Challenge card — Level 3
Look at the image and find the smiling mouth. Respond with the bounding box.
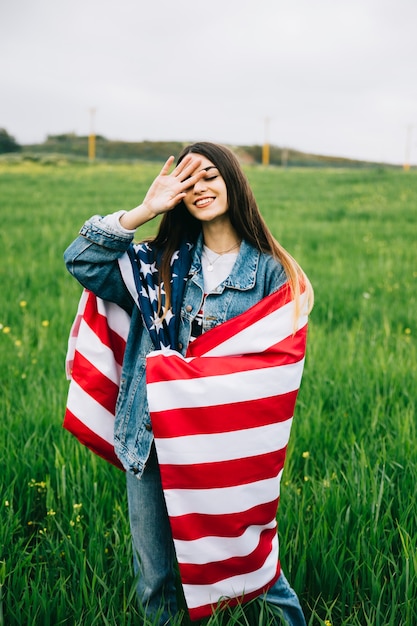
[195,197,214,208]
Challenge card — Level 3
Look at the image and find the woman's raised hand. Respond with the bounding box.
[120,155,204,230]
[144,155,205,215]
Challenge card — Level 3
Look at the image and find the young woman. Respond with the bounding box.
[64,142,313,625]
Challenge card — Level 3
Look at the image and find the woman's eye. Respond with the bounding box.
[205,174,218,181]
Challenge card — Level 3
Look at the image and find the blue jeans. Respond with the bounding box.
[264,571,307,625]
[126,446,178,625]
[126,445,306,625]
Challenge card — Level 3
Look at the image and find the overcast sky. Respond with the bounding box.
[1,0,416,164]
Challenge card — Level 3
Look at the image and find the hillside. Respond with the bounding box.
[20,133,393,168]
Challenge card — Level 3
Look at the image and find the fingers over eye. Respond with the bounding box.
[176,155,202,179]
[183,168,206,187]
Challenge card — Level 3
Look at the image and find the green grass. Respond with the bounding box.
[0,161,416,625]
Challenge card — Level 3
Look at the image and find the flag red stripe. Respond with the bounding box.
[147,342,303,385]
[63,408,123,469]
[159,448,286,490]
[263,324,308,358]
[179,527,277,585]
[146,322,307,386]
[83,291,127,366]
[71,351,120,414]
[186,564,281,621]
[186,283,294,357]
[169,500,279,541]
[151,391,298,438]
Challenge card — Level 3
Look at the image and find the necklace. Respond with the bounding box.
[203,241,241,272]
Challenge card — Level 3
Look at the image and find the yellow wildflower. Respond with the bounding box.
[2,326,11,334]
[19,300,27,307]
[41,320,50,327]
[28,479,47,490]
[302,451,310,459]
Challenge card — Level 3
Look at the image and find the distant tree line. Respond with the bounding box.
[0,130,389,168]
[0,128,21,153]
[27,134,188,162]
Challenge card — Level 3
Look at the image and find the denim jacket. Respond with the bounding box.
[64,215,287,476]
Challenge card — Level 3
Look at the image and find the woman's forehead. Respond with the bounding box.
[189,153,217,171]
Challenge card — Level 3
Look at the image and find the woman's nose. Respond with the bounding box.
[193,177,207,193]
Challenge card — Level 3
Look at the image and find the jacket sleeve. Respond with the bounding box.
[64,214,135,313]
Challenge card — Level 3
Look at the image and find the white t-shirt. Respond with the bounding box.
[201,245,238,293]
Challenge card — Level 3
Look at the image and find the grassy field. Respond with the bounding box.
[0,160,416,625]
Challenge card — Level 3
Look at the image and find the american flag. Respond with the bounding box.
[146,283,308,619]
[64,282,308,620]
[64,289,129,469]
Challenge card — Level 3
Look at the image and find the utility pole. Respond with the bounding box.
[88,108,96,162]
[403,124,413,171]
[262,117,270,166]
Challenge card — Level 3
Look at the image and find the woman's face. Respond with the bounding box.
[182,154,229,224]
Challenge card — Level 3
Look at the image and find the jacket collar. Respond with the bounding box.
[189,234,260,291]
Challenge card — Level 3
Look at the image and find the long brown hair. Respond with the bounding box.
[152,142,313,316]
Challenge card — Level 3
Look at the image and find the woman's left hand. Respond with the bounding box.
[120,155,205,230]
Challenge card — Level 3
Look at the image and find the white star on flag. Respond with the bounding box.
[148,285,158,303]
[139,260,157,276]
[149,312,164,332]
[170,250,180,265]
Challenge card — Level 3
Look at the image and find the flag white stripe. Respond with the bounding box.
[147,360,305,412]
[95,296,131,339]
[66,380,115,444]
[163,470,283,517]
[76,320,122,384]
[65,290,89,379]
[156,421,292,465]
[118,252,141,308]
[183,535,279,609]
[204,297,308,357]
[174,521,277,564]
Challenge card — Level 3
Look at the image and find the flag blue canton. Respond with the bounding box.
[126,240,193,350]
